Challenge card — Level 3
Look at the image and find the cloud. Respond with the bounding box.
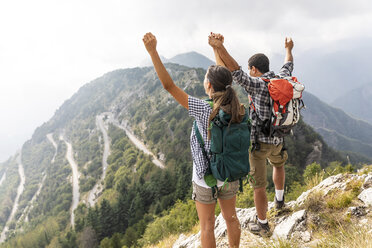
[0,0,372,161]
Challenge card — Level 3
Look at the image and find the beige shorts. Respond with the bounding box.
[249,142,288,189]
[192,180,240,205]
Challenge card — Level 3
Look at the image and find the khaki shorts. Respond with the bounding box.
[192,180,240,205]
[249,142,288,189]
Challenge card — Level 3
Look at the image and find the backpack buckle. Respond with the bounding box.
[252,142,261,152]
[273,137,281,146]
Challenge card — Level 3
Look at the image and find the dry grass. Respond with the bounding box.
[357,164,372,175]
[145,224,200,248]
[326,178,363,210]
[305,171,326,190]
[256,238,300,248]
[303,191,325,212]
[326,190,354,209]
[316,224,372,248]
[145,234,179,248]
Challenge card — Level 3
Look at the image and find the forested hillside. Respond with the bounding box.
[0,62,369,247]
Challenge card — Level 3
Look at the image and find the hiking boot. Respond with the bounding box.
[275,195,285,210]
[248,215,272,237]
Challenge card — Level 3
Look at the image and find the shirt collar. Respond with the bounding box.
[261,71,275,78]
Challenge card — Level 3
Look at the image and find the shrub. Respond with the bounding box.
[236,183,254,208]
[139,200,198,245]
[303,162,322,179]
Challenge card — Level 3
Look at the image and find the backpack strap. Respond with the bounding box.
[193,120,218,196]
[193,121,210,166]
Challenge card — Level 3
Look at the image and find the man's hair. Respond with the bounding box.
[248,53,270,74]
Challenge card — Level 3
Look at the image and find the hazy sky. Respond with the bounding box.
[1,0,372,162]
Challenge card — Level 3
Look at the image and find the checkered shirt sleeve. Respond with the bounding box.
[188,96,212,180]
[231,62,294,144]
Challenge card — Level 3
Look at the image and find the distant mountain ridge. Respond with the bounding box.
[168,51,214,69]
[302,91,372,159]
[331,83,372,125]
[141,51,214,70]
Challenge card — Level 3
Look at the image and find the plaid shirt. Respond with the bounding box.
[232,61,294,145]
[188,96,212,180]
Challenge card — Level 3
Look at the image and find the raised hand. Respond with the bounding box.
[285,37,294,50]
[208,32,224,48]
[143,32,157,54]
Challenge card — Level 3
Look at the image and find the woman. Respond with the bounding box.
[142,32,242,248]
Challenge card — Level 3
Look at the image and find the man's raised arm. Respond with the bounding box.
[279,37,294,77]
[208,33,263,96]
[208,33,226,67]
[208,33,240,72]
[284,37,294,63]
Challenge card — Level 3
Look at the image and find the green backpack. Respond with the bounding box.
[194,100,251,190]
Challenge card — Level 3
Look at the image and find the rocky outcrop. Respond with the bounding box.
[173,171,372,248]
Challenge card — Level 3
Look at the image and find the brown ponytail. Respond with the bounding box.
[207,65,243,139]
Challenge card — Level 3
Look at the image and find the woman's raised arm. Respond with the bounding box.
[143,33,189,109]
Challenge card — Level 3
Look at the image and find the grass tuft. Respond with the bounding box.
[317,224,372,248]
[303,191,325,212]
[326,190,353,209]
[257,238,300,248]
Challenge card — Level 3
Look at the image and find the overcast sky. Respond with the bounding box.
[1,0,372,162]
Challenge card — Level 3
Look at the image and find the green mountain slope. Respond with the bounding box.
[0,63,368,247]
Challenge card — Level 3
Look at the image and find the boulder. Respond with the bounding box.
[363,174,372,189]
[272,209,307,239]
[358,188,372,206]
[172,233,200,248]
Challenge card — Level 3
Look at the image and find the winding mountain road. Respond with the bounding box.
[106,113,165,169]
[60,135,80,228]
[87,114,111,206]
[0,172,5,187]
[47,133,58,163]
[0,153,25,243]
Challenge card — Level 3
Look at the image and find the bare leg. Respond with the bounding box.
[195,201,216,248]
[254,187,268,220]
[273,166,285,190]
[218,196,240,248]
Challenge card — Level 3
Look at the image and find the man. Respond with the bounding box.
[208,33,294,237]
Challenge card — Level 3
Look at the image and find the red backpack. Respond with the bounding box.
[250,76,305,138]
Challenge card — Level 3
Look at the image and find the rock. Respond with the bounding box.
[292,230,311,243]
[272,210,307,239]
[347,206,367,217]
[173,233,200,248]
[173,207,257,248]
[296,174,367,207]
[214,213,227,238]
[363,174,372,189]
[236,207,257,228]
[359,218,368,225]
[358,188,372,206]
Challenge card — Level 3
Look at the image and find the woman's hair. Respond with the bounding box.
[207,65,243,139]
